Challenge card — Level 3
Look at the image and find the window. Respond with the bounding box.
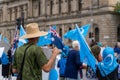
[20,6,23,17]
[0,14,1,22]
[92,0,99,8]
[14,7,17,19]
[117,25,120,41]
[0,10,1,22]
[50,1,53,15]
[0,9,3,22]
[59,28,62,37]
[68,0,71,12]
[78,0,82,11]
[9,9,12,21]
[95,27,99,42]
[68,27,72,42]
[59,0,61,13]
[38,1,41,16]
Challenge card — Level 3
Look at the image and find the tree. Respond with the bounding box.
[114,2,120,13]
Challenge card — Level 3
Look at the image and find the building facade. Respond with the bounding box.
[0,0,120,46]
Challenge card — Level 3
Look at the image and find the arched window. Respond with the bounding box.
[50,1,53,15]
[92,0,99,8]
[117,25,120,41]
[0,9,3,22]
[38,1,41,16]
[14,7,17,19]
[68,0,71,13]
[59,0,61,14]
[95,27,99,42]
[9,9,12,21]
[20,6,23,17]
[68,27,72,42]
[78,0,82,11]
[59,28,62,37]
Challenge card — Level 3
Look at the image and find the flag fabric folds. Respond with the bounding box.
[64,24,91,40]
[0,34,2,41]
[37,32,52,46]
[50,27,66,53]
[49,68,58,80]
[18,25,27,47]
[76,24,96,72]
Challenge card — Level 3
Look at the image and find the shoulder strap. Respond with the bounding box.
[19,43,32,78]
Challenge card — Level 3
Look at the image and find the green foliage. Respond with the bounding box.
[114,2,120,13]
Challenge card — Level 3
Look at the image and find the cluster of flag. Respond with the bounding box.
[0,23,98,80]
[1,23,97,73]
[64,24,96,72]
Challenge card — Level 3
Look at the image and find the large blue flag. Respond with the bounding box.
[76,24,96,72]
[18,25,27,47]
[64,24,91,40]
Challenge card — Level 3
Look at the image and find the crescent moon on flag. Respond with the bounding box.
[80,28,84,34]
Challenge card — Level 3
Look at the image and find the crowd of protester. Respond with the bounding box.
[0,23,120,80]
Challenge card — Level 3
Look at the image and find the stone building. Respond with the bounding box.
[0,0,120,46]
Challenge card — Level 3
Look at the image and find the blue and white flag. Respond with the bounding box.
[37,26,57,46]
[76,24,96,72]
[18,25,27,47]
[3,36,9,44]
[64,24,91,40]
[0,34,2,41]
[37,32,52,46]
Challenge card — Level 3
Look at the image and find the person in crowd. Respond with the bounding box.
[114,42,120,54]
[57,53,67,80]
[12,23,60,80]
[96,47,118,80]
[65,40,82,80]
[114,42,120,59]
[90,39,97,47]
[91,45,102,62]
[86,45,102,80]
[97,42,105,57]
[7,47,14,76]
[57,46,69,80]
[1,52,9,78]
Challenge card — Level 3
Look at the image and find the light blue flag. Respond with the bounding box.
[18,25,27,47]
[3,36,9,44]
[1,52,9,65]
[37,32,52,46]
[76,24,96,72]
[37,25,57,46]
[64,24,91,40]
[49,69,58,80]
[0,34,2,41]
